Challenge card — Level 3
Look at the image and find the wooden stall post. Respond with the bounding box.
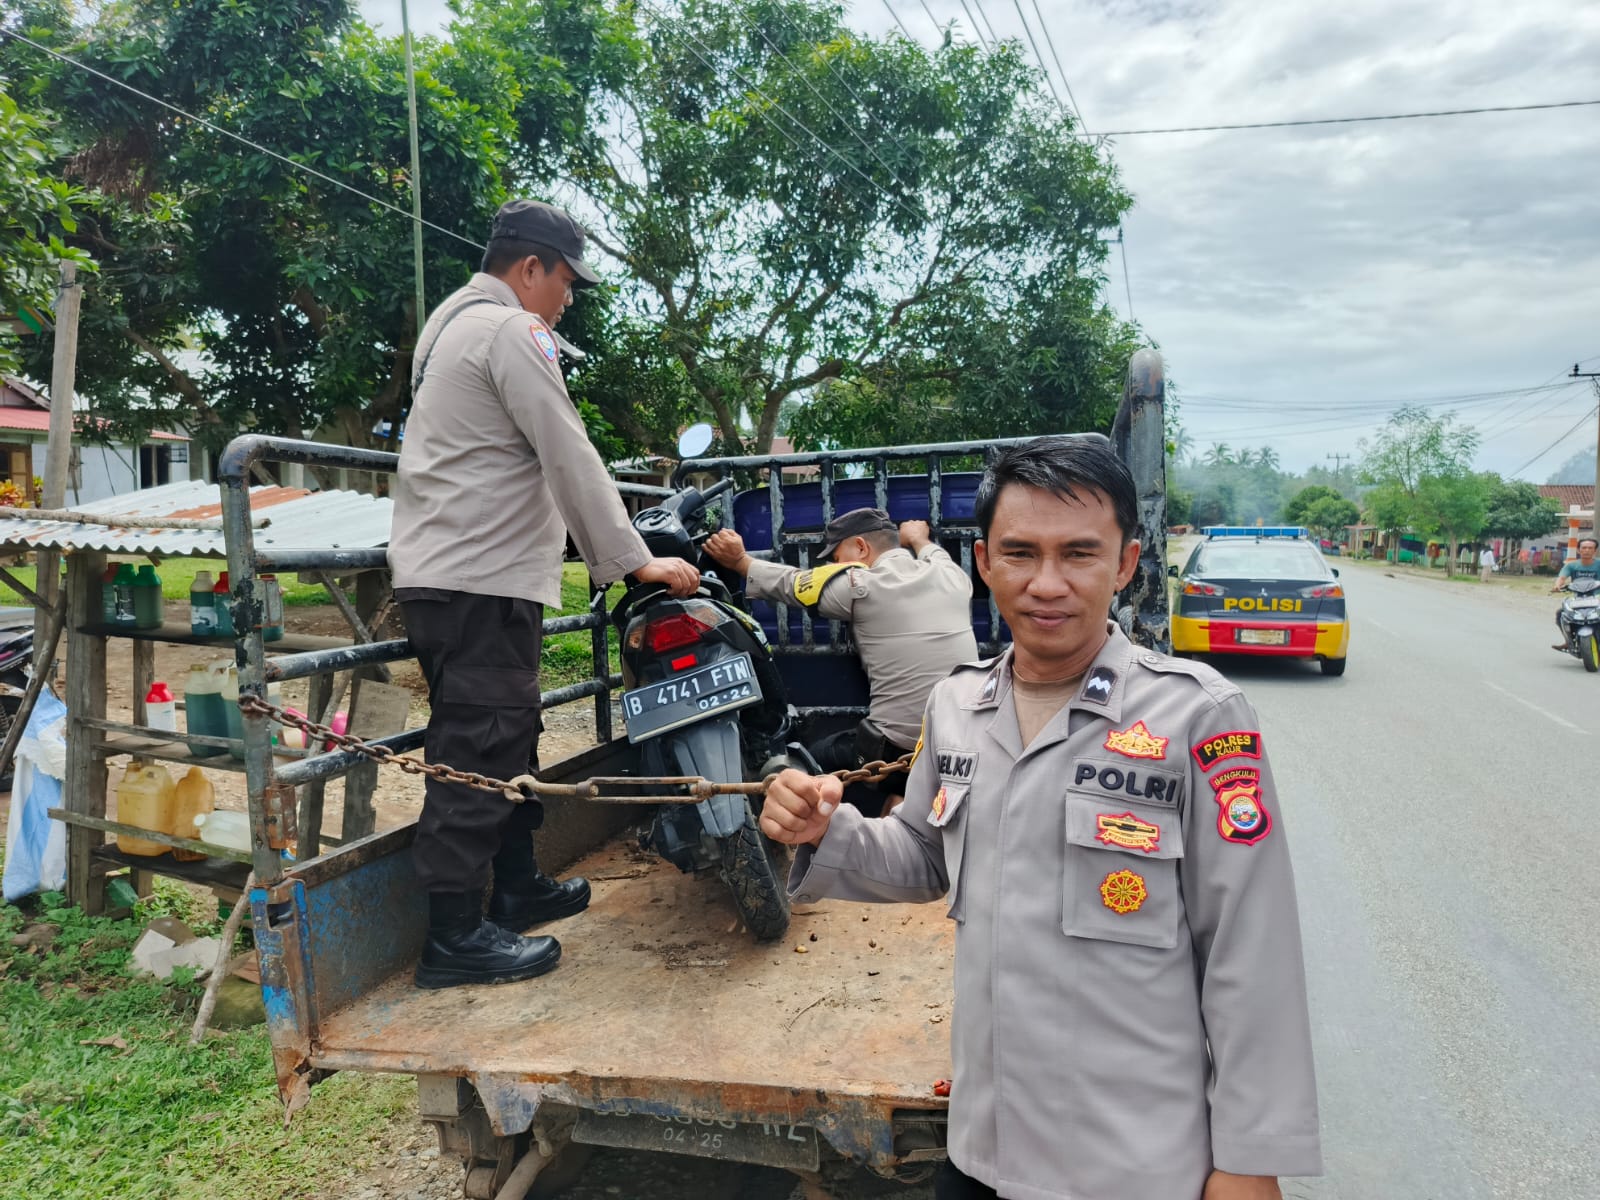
[63,550,109,912]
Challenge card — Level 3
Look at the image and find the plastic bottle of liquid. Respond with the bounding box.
[170,767,216,862]
[133,563,163,629]
[190,569,216,636]
[222,664,246,760]
[260,574,284,641]
[144,681,177,733]
[213,571,234,637]
[100,565,118,625]
[184,661,228,758]
[115,760,177,856]
[112,563,138,626]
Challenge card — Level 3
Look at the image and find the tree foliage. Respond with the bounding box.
[1301,495,1360,541]
[1481,477,1561,542]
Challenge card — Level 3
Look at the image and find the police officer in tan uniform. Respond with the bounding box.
[390,200,698,989]
[705,508,977,794]
[761,437,1321,1200]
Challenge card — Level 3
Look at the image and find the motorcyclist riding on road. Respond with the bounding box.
[1551,536,1600,649]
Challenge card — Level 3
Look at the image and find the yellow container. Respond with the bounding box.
[170,767,216,861]
[115,760,177,856]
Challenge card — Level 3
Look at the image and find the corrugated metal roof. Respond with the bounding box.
[0,408,188,439]
[0,480,393,557]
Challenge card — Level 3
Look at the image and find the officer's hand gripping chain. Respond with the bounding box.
[239,694,911,805]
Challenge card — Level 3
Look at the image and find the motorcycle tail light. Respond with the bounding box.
[670,652,697,671]
[1299,584,1344,598]
[1183,581,1225,596]
[644,603,726,653]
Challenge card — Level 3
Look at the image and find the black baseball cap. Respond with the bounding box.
[489,199,602,288]
[819,507,898,557]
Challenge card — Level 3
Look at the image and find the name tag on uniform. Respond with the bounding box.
[936,748,977,782]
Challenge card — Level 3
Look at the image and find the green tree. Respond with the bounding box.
[1284,484,1343,527]
[1412,472,1489,577]
[1301,494,1360,543]
[1482,477,1561,542]
[1357,405,1479,498]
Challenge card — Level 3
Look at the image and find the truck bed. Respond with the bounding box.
[308,833,955,1135]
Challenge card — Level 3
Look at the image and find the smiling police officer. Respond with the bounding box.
[391,200,699,990]
[760,436,1321,1200]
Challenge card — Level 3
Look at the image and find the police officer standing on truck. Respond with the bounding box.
[705,508,977,808]
[390,200,699,990]
[761,437,1321,1200]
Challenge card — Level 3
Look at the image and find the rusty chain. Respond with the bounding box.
[239,694,911,804]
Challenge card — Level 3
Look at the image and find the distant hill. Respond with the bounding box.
[1547,445,1598,485]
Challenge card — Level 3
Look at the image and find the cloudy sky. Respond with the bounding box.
[363,0,1600,479]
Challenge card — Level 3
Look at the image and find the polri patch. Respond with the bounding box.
[936,748,977,782]
[1191,729,1262,771]
[1072,761,1180,807]
[1099,868,1147,914]
[531,325,559,361]
[1210,767,1271,845]
[1081,666,1117,704]
[1104,719,1168,760]
[1095,811,1161,854]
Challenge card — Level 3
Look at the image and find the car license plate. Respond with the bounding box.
[621,653,762,743]
[572,1109,820,1171]
[1237,628,1288,646]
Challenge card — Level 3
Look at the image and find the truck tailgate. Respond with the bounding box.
[308,834,954,1153]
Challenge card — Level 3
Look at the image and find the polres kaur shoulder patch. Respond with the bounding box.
[1191,729,1262,771]
[530,324,559,361]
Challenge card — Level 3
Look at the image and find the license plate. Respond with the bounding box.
[1237,628,1288,646]
[572,1109,820,1171]
[621,653,762,743]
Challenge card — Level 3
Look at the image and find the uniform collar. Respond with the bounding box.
[469,271,525,312]
[1066,623,1137,725]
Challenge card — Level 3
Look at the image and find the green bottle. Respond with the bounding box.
[112,563,138,626]
[133,564,163,629]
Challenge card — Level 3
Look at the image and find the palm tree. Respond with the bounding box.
[1255,446,1280,471]
[1203,443,1233,469]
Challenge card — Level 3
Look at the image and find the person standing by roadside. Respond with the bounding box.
[761,436,1321,1200]
[390,200,699,989]
[1478,545,1497,582]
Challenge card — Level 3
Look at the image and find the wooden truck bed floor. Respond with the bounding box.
[309,835,956,1122]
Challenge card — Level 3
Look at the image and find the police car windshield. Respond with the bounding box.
[1192,543,1329,578]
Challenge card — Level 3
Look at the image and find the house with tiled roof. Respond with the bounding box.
[1,376,191,505]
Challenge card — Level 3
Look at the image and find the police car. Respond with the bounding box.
[1169,527,1349,676]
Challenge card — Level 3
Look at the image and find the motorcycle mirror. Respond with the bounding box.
[677,423,715,459]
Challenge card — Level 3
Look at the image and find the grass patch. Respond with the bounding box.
[541,563,624,691]
[0,890,414,1200]
[0,558,327,608]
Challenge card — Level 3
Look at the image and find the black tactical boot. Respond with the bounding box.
[414,890,561,989]
[487,842,591,931]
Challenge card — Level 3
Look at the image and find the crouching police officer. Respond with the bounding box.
[390,200,699,990]
[761,436,1321,1200]
[705,508,978,811]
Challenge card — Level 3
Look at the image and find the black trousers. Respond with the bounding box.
[401,591,544,892]
[936,1160,1000,1200]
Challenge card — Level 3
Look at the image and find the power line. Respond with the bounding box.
[1508,404,1600,479]
[956,0,992,47]
[968,0,1002,45]
[1028,0,1085,131]
[880,0,916,41]
[1006,0,1067,118]
[1087,98,1600,138]
[1,29,486,251]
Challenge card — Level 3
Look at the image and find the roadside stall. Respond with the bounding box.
[0,479,399,913]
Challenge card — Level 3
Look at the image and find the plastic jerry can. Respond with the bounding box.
[115,760,177,856]
[184,661,231,758]
[190,569,217,636]
[133,564,163,628]
[170,768,216,862]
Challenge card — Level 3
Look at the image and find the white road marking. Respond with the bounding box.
[1484,680,1589,734]
[1363,617,1399,638]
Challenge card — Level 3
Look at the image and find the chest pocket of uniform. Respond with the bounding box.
[933,787,971,924]
[1061,793,1184,950]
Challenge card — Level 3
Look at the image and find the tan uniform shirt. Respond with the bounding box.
[389,273,650,605]
[744,546,978,747]
[790,625,1322,1200]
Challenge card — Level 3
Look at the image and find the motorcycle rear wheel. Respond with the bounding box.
[720,809,791,942]
[1580,631,1599,673]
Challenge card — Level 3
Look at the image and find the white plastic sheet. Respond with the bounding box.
[3,686,69,902]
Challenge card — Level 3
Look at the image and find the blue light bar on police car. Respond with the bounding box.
[1201,526,1310,540]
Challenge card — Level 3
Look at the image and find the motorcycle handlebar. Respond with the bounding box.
[699,475,736,504]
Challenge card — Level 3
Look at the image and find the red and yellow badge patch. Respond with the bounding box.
[1104,719,1168,760]
[931,786,948,823]
[1191,729,1262,771]
[1095,811,1161,854]
[1099,868,1147,914]
[530,323,559,362]
[1210,766,1271,845]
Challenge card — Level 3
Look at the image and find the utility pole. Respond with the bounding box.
[1326,451,1351,490]
[39,260,82,655]
[400,0,426,341]
[1571,365,1600,547]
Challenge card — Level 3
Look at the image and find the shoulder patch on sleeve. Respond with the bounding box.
[792,561,863,608]
[530,323,559,362]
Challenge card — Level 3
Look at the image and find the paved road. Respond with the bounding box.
[562,563,1600,1199]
